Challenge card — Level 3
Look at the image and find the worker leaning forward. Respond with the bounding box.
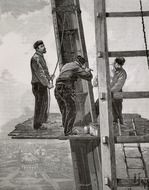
[54,55,93,136]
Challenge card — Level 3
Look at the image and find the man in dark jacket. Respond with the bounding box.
[111,57,127,125]
[30,40,54,130]
[54,55,93,136]
[93,57,127,125]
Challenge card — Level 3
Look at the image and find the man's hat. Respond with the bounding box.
[115,57,125,66]
[76,55,86,65]
[33,40,44,49]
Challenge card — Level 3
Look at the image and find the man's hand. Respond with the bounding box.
[92,76,98,87]
[47,83,54,89]
[50,74,55,80]
[85,68,93,72]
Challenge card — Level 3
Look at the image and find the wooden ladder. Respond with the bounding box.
[94,0,149,189]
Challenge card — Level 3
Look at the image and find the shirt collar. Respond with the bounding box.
[114,68,123,74]
[36,51,43,57]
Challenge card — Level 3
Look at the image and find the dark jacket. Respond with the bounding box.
[56,61,92,86]
[30,51,51,86]
[111,68,127,92]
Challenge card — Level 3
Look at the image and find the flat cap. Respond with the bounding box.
[76,55,86,65]
[115,57,125,66]
[33,40,44,49]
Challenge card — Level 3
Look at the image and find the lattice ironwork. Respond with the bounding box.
[52,5,81,14]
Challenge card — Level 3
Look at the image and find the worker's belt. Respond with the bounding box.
[56,81,74,89]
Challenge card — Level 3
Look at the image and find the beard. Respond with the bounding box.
[43,49,47,53]
[114,66,121,71]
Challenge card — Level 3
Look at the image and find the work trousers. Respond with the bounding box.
[54,83,76,136]
[32,83,49,129]
[95,98,99,117]
[112,98,123,124]
[94,98,123,124]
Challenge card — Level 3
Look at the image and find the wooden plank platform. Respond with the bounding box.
[9,113,149,139]
[10,128,62,139]
[8,114,99,139]
[59,135,99,140]
[115,135,149,144]
[8,113,64,139]
[117,178,149,187]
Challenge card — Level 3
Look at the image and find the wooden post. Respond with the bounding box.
[94,0,117,189]
[70,138,102,190]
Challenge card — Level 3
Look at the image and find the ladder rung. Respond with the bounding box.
[123,145,138,148]
[121,129,135,132]
[115,136,149,144]
[128,167,144,170]
[106,11,149,18]
[108,50,149,57]
[113,91,149,99]
[126,156,141,159]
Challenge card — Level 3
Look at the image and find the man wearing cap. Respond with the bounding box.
[54,55,93,136]
[111,57,127,125]
[30,40,54,130]
[93,57,127,125]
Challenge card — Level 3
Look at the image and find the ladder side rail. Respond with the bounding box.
[94,0,117,189]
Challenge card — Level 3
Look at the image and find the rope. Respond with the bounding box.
[139,0,149,69]
[52,13,66,77]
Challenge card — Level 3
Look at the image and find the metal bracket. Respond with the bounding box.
[104,177,111,186]
[100,92,106,100]
[96,12,103,18]
[102,136,109,144]
[97,51,103,58]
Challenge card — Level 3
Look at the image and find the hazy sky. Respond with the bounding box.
[0,0,149,125]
